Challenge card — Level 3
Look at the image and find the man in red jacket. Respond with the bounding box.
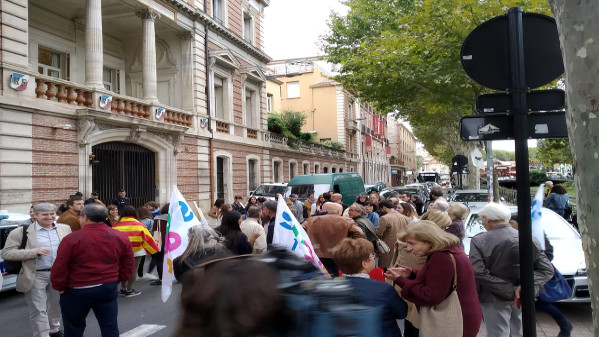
[51,203,134,337]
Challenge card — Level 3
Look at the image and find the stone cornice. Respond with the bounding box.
[161,0,272,63]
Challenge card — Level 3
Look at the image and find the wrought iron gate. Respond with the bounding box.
[92,142,156,207]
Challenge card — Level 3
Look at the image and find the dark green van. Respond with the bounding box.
[287,173,365,205]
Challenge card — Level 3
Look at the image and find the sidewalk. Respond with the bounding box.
[476,303,593,337]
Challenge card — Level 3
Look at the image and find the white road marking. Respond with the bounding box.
[120,324,166,337]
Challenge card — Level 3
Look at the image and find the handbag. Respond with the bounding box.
[539,265,572,302]
[3,225,30,274]
[419,253,463,337]
[152,221,162,252]
[357,217,390,254]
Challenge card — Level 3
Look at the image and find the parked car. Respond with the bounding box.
[287,173,365,206]
[1,212,31,292]
[463,206,589,303]
[250,183,289,201]
[450,189,491,209]
[364,182,386,194]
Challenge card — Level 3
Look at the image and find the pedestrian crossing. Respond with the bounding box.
[120,324,166,337]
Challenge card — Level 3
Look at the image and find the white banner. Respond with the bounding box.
[161,186,201,302]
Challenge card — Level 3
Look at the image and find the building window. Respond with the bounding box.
[332,167,336,173]
[289,162,296,179]
[303,163,309,174]
[213,74,232,120]
[323,166,329,173]
[245,88,257,128]
[287,81,300,98]
[243,12,253,44]
[38,46,67,79]
[267,94,273,113]
[248,159,258,192]
[273,160,282,182]
[314,164,320,174]
[213,0,224,23]
[339,167,344,173]
[103,68,120,93]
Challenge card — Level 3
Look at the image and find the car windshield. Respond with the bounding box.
[452,193,488,202]
[253,185,287,197]
[466,214,486,238]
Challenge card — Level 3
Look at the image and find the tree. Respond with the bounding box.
[321,0,550,188]
[549,1,599,331]
[536,139,573,168]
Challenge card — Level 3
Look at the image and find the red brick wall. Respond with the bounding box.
[176,136,201,202]
[31,113,79,206]
[269,149,348,182]
[228,0,242,37]
[213,141,262,199]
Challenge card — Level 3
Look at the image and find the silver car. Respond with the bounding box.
[1,212,31,292]
[463,206,589,303]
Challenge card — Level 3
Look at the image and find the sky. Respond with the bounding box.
[263,1,534,153]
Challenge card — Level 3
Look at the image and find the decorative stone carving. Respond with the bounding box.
[126,125,146,143]
[77,118,97,148]
[135,7,160,21]
[73,19,86,31]
[172,134,184,154]
[177,31,194,40]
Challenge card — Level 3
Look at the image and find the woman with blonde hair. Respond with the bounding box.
[421,209,452,229]
[385,220,482,337]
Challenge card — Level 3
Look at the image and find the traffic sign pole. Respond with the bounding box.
[508,7,536,337]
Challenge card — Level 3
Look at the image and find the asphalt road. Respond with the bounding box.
[0,274,182,337]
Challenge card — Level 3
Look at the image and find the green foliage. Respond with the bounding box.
[321,0,551,159]
[299,132,315,142]
[536,139,573,168]
[493,150,515,161]
[267,114,286,134]
[529,170,548,186]
[323,140,344,149]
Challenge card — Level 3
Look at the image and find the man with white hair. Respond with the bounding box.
[544,180,554,199]
[469,202,553,337]
[2,203,72,337]
[302,202,364,276]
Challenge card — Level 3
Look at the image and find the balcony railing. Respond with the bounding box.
[32,74,193,127]
[216,121,230,133]
[264,132,346,159]
[247,129,258,139]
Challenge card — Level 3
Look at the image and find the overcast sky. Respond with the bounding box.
[263,2,532,152]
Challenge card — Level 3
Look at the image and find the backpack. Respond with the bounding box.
[3,225,30,274]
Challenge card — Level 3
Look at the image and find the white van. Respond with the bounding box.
[250,183,289,201]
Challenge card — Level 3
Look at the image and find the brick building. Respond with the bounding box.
[0,0,353,213]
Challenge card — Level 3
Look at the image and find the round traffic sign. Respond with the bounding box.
[461,12,564,91]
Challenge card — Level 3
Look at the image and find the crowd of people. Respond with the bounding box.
[1,183,571,337]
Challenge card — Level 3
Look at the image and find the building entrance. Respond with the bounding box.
[92,142,156,207]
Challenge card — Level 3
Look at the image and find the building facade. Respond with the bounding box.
[0,0,352,213]
[266,58,390,184]
[386,117,417,186]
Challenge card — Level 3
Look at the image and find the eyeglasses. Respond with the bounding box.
[370,253,376,260]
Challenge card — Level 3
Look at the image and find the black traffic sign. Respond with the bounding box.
[451,155,468,173]
[460,111,567,141]
[461,13,564,91]
[476,89,565,113]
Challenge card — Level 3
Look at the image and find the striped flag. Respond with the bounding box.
[273,197,329,277]
[162,186,201,302]
[531,183,546,250]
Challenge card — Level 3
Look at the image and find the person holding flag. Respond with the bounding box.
[162,186,204,302]
[272,196,334,276]
[112,206,158,297]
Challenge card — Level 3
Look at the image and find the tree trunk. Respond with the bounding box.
[549,0,599,332]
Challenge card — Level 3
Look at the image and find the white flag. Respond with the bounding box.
[161,186,201,302]
[273,197,329,276]
[531,183,545,250]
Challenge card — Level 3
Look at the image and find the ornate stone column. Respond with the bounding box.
[85,0,104,89]
[136,8,160,103]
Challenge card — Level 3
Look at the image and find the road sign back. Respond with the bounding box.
[461,13,563,91]
[460,111,567,141]
[476,89,565,114]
